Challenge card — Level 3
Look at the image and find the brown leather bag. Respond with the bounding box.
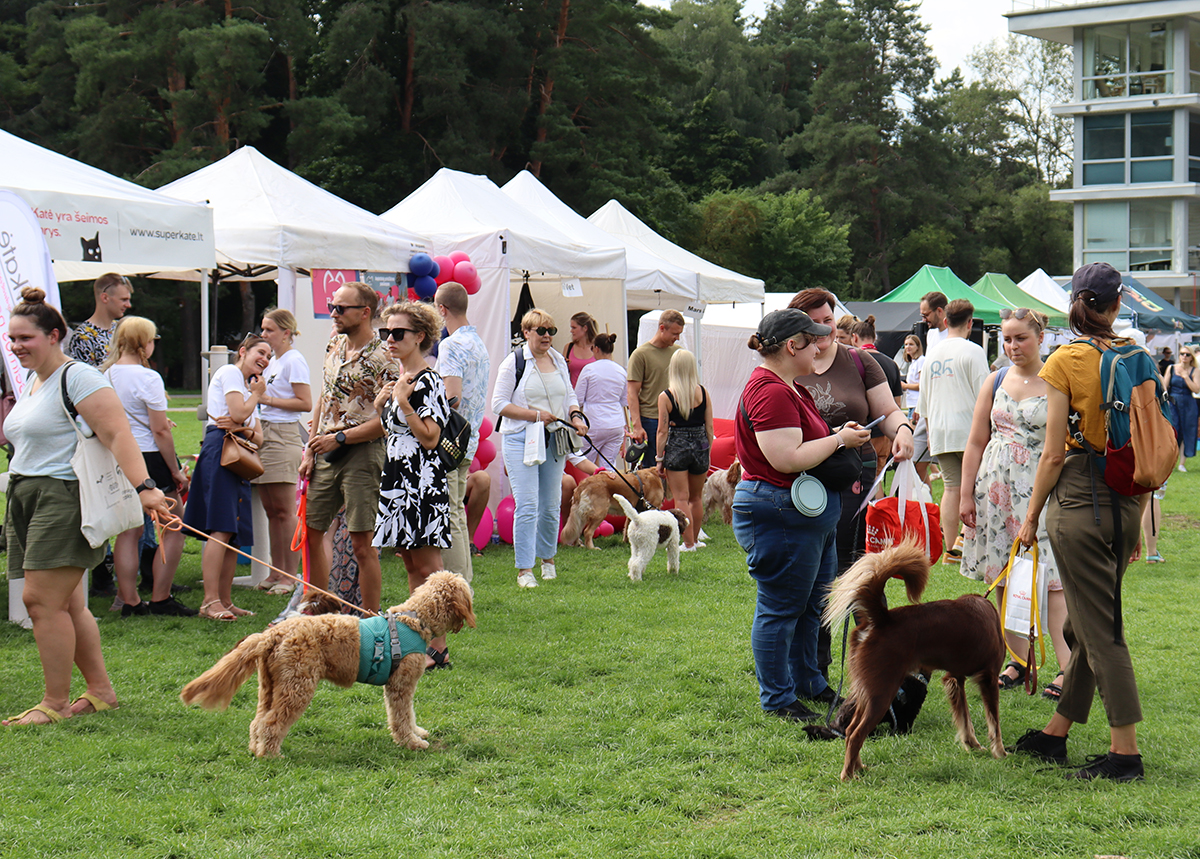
[220,426,264,480]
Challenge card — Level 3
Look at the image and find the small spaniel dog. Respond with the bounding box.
[561,468,667,549]
[181,572,475,757]
[702,460,741,525]
[615,494,689,582]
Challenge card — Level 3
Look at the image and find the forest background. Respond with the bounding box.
[0,0,1074,387]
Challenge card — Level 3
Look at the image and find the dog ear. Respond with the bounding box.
[454,583,477,629]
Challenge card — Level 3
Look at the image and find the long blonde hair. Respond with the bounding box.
[101,316,156,370]
[667,349,700,420]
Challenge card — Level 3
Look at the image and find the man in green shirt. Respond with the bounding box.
[626,309,685,469]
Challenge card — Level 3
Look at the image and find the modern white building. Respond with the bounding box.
[1010,0,1200,311]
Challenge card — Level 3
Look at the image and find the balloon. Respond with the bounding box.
[409,253,435,277]
[453,261,478,289]
[596,520,615,538]
[449,250,472,265]
[475,437,496,469]
[464,277,482,296]
[407,288,419,301]
[429,260,440,279]
[432,256,455,285]
[472,506,494,551]
[478,416,493,441]
[413,275,438,299]
[468,457,481,474]
[497,496,516,544]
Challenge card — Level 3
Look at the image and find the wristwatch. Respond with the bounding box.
[335,431,346,446]
[135,478,157,494]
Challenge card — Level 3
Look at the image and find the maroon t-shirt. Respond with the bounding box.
[736,366,832,489]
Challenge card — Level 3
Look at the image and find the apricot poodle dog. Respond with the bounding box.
[180,572,475,757]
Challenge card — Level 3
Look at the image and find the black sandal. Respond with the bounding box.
[1042,671,1064,701]
[998,660,1027,690]
[426,646,453,670]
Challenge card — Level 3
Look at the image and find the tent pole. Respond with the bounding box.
[201,269,212,382]
[278,267,297,313]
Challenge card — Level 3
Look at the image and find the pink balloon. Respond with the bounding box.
[596,520,615,538]
[449,250,472,265]
[453,261,478,288]
[432,255,455,285]
[479,416,493,441]
[472,506,494,551]
[464,277,482,296]
[497,495,516,544]
[468,457,481,474]
[475,437,496,469]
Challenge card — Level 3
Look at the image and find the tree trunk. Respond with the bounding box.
[238,281,256,337]
[528,0,570,177]
[401,25,415,132]
[179,280,200,391]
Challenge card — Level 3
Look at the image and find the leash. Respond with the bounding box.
[151,503,376,618]
[576,424,654,511]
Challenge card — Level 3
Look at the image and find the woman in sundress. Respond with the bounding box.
[960,308,1069,700]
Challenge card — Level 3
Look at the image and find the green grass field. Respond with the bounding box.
[2,426,1200,857]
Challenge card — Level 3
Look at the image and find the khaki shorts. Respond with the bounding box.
[252,420,304,485]
[305,437,386,533]
[5,476,106,577]
[934,451,964,488]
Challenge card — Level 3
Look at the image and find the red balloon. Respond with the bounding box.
[472,506,494,551]
[478,416,493,441]
[497,495,516,544]
[432,255,455,285]
[449,250,472,265]
[475,437,496,469]
[596,520,615,538]
[468,457,481,474]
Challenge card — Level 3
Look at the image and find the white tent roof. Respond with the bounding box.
[0,129,215,280]
[1016,268,1069,313]
[382,168,625,279]
[156,147,428,280]
[589,199,764,305]
[501,171,696,308]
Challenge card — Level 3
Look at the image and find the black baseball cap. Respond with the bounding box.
[1070,262,1123,306]
[755,308,831,347]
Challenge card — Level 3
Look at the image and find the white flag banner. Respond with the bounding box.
[0,189,60,398]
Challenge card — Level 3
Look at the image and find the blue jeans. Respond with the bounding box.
[637,417,658,468]
[502,429,567,570]
[732,479,840,711]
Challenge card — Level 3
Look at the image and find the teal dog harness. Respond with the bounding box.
[357,613,427,685]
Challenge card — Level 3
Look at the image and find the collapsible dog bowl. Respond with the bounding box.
[791,473,827,517]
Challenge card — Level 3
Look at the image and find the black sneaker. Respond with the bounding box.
[1066,752,1144,782]
[807,686,845,709]
[768,701,821,723]
[121,600,151,618]
[1012,728,1069,764]
[149,596,199,617]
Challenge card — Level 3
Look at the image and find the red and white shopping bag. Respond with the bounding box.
[863,459,943,565]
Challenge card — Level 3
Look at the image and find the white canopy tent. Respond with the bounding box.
[0,129,215,282]
[1016,268,1069,313]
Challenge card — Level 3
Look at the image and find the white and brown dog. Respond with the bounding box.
[560,468,667,549]
[180,572,475,757]
[702,460,741,525]
[614,494,689,582]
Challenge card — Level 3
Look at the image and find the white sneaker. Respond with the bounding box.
[680,544,700,553]
[1179,464,1188,473]
[517,571,538,588]
[698,528,710,541]
[540,562,557,580]
[693,540,706,548]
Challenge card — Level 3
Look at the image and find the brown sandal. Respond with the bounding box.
[199,600,236,622]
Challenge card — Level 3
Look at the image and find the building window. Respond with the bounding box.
[1084,21,1173,99]
[1190,114,1200,182]
[1082,111,1173,185]
[1189,202,1200,271]
[1191,22,1200,93]
[1083,200,1173,271]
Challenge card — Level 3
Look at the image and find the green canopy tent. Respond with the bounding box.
[878,265,1010,325]
[971,272,1068,328]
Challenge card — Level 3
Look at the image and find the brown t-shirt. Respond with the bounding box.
[628,341,680,418]
[795,345,886,427]
[1039,339,1106,452]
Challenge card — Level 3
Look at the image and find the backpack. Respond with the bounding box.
[1071,338,1175,496]
[493,346,527,433]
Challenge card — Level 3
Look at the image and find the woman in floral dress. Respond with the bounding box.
[372,301,453,668]
[960,308,1070,700]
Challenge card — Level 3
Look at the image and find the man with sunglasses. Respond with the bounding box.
[300,282,398,613]
[627,309,685,468]
[919,291,949,352]
[66,273,133,367]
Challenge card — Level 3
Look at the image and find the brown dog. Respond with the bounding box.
[180,572,475,757]
[824,542,1005,780]
[560,468,666,548]
[702,460,741,525]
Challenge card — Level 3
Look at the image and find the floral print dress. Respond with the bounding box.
[373,370,452,550]
[961,386,1062,589]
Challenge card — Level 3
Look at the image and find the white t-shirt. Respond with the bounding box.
[904,355,924,410]
[5,361,110,480]
[258,349,310,423]
[925,326,946,352]
[106,364,169,452]
[917,337,988,456]
[575,359,628,430]
[206,363,254,428]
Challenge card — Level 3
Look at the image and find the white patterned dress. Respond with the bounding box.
[373,370,452,550]
[961,386,1062,589]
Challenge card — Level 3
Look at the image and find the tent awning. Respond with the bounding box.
[1121,275,1200,332]
[971,272,1068,328]
[879,265,1009,325]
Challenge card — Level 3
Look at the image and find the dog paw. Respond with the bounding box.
[415,725,429,739]
[404,735,430,750]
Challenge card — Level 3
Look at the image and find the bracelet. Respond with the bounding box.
[897,423,914,434]
[656,455,665,462]
[833,433,846,452]
[402,410,415,419]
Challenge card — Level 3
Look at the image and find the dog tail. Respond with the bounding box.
[559,483,586,545]
[180,631,275,710]
[614,493,640,522]
[823,540,929,631]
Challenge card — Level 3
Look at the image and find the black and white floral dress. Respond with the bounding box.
[373,369,452,550]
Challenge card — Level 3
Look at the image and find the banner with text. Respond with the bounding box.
[1,189,60,396]
[311,269,402,317]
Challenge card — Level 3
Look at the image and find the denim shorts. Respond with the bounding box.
[663,426,710,475]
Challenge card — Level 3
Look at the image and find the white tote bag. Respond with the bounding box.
[60,364,144,548]
[523,422,547,466]
[988,539,1049,668]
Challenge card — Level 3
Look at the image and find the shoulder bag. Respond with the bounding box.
[419,369,472,470]
[208,412,264,480]
[60,363,144,548]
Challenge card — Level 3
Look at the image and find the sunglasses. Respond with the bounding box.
[999,307,1034,321]
[327,303,368,315]
[530,326,558,337]
[378,327,415,341]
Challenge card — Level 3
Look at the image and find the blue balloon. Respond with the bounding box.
[413,275,438,299]
[429,260,440,279]
[409,253,435,277]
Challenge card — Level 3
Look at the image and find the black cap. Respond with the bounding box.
[1070,262,1123,307]
[755,308,831,347]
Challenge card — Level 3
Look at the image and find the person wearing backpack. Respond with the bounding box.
[1013,262,1152,782]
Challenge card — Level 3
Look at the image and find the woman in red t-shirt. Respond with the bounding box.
[733,309,871,723]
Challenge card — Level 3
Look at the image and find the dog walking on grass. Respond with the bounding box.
[824,541,1006,780]
[181,572,475,757]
